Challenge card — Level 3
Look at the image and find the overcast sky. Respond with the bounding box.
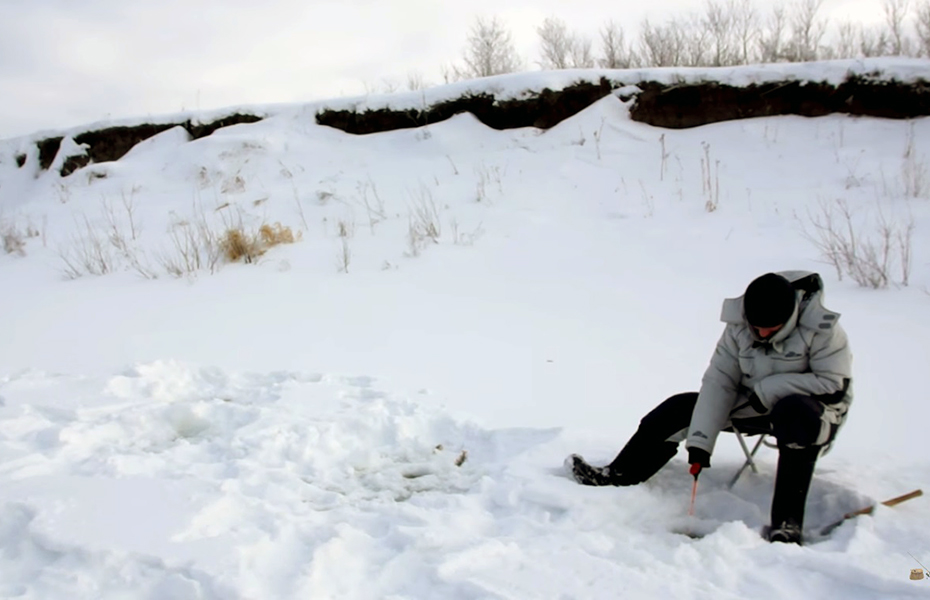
[0,0,887,140]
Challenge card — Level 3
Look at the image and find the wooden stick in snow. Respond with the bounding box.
[820,489,923,535]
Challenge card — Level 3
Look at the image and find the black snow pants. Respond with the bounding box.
[606,392,835,528]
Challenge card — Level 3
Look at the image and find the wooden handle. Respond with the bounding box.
[844,489,923,519]
[822,489,924,535]
[881,489,923,508]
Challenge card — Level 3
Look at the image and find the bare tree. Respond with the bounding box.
[682,14,712,65]
[884,0,912,54]
[786,0,827,61]
[859,25,892,56]
[599,21,637,68]
[639,18,686,66]
[733,0,761,63]
[704,0,739,66]
[918,1,930,55]
[570,35,596,68]
[835,21,860,58]
[406,71,429,91]
[451,16,523,80]
[537,17,595,68]
[759,5,788,62]
[538,17,572,68]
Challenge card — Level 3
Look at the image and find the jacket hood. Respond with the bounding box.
[720,271,841,335]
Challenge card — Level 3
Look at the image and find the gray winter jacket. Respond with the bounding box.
[685,271,853,455]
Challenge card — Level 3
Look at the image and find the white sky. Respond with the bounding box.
[0,0,887,140]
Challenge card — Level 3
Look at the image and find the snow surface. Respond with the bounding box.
[1,65,930,598]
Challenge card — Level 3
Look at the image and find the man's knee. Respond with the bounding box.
[771,395,829,448]
[640,392,698,436]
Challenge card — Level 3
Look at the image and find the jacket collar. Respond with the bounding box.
[752,306,798,352]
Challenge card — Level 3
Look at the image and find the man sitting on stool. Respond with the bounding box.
[567,271,853,545]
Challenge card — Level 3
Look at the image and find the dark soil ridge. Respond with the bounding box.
[31,113,263,176]
[18,72,930,177]
[315,74,930,135]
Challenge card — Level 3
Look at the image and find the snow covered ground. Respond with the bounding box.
[1,61,930,598]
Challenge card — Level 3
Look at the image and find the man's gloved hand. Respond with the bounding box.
[747,391,767,413]
[688,447,711,476]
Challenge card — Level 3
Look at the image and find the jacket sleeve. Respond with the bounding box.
[755,323,852,408]
[686,325,742,454]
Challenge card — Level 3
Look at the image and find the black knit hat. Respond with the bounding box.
[743,273,797,328]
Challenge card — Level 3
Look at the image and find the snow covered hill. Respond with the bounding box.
[1,60,930,598]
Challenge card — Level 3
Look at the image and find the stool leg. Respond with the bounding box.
[728,431,769,489]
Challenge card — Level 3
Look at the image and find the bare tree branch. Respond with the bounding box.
[537,17,596,69]
[918,1,930,55]
[759,5,788,62]
[538,17,572,69]
[599,21,638,68]
[451,16,523,80]
[884,0,911,55]
[787,0,827,62]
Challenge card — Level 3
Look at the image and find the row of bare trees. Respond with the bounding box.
[440,0,930,82]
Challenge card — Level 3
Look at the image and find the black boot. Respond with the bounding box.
[566,393,696,488]
[565,442,679,487]
[767,446,820,545]
[565,454,616,486]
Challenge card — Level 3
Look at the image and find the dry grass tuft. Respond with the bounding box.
[260,222,295,245]
[220,228,258,263]
[405,184,442,257]
[221,222,297,264]
[2,223,26,256]
[1,216,41,257]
